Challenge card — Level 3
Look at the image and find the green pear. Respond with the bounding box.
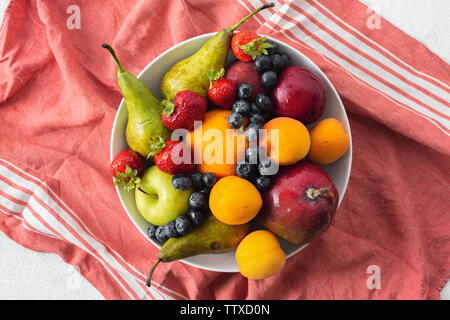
[160,3,275,101]
[145,214,251,286]
[102,44,171,159]
[135,165,193,226]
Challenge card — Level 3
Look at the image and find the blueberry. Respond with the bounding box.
[255,175,271,191]
[255,93,272,112]
[261,71,278,89]
[245,122,262,143]
[190,172,204,189]
[164,221,179,238]
[171,174,192,191]
[236,162,255,180]
[266,40,279,55]
[189,192,206,209]
[188,209,205,226]
[228,112,243,128]
[237,83,253,100]
[175,216,192,236]
[281,53,291,67]
[199,186,211,197]
[249,113,265,126]
[271,54,285,73]
[250,102,263,115]
[245,146,260,164]
[254,55,272,73]
[155,226,169,243]
[258,156,276,176]
[232,100,251,116]
[202,173,217,187]
[147,224,157,241]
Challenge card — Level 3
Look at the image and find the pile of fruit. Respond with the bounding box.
[106,3,350,286]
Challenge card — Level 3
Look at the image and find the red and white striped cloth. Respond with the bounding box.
[0,0,448,299]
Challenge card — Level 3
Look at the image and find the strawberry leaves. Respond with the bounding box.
[207,68,225,89]
[147,136,166,159]
[161,100,176,117]
[114,164,141,191]
[239,36,272,60]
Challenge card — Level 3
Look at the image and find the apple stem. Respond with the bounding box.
[138,187,149,195]
[229,3,275,32]
[145,259,161,287]
[306,187,329,200]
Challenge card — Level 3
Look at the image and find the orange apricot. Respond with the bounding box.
[259,117,310,166]
[236,230,286,279]
[209,176,262,225]
[308,118,350,165]
[186,109,248,178]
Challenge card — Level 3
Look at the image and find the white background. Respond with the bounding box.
[0,0,448,299]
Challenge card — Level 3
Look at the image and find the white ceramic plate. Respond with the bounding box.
[110,33,352,273]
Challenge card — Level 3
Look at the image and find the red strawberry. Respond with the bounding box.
[161,90,207,131]
[110,149,144,191]
[231,31,272,62]
[153,140,195,175]
[207,68,237,109]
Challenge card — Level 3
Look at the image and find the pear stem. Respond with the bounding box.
[101,43,124,73]
[229,2,275,31]
[146,259,161,287]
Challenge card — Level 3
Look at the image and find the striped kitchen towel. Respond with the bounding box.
[0,0,448,299]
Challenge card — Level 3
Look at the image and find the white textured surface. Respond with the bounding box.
[361,0,450,62]
[0,232,103,300]
[0,0,448,299]
[0,1,8,26]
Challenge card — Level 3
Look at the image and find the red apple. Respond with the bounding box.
[258,161,338,245]
[272,66,326,124]
[225,61,264,100]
